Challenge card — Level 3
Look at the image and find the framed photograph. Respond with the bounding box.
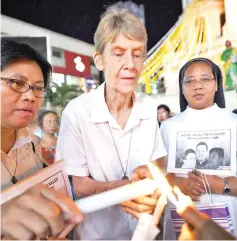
[167,128,236,176]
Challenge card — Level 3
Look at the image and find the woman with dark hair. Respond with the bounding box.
[157,104,171,126]
[160,58,237,239]
[1,38,83,239]
[38,110,59,165]
[1,37,52,190]
[178,58,226,112]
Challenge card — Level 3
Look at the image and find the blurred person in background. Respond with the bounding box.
[157,104,171,126]
[1,37,83,239]
[39,110,59,165]
[221,40,237,90]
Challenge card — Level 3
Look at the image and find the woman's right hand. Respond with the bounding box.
[1,184,83,240]
[179,177,205,201]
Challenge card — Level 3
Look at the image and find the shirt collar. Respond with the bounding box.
[197,159,208,166]
[90,82,154,124]
[186,103,218,114]
[133,92,155,120]
[12,128,32,151]
[90,82,111,123]
[1,128,32,155]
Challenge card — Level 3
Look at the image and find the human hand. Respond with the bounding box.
[121,189,161,219]
[178,205,235,240]
[130,164,153,181]
[178,203,209,240]
[188,170,224,195]
[179,177,205,201]
[1,184,83,240]
[121,164,161,219]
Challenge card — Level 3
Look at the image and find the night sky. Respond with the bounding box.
[1,0,182,51]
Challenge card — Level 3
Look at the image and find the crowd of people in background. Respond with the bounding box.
[1,5,237,241]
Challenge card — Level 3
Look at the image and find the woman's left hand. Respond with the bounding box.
[130,164,153,181]
[188,170,224,195]
[121,191,160,219]
[121,165,160,219]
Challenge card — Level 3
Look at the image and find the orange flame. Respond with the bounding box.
[147,162,193,211]
[173,186,194,213]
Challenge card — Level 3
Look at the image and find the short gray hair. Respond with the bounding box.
[94,6,147,54]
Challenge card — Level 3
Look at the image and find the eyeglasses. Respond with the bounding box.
[158,112,168,117]
[1,77,47,98]
[182,76,215,87]
[45,120,58,125]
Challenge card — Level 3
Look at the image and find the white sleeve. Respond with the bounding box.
[159,121,171,174]
[55,105,89,177]
[150,122,167,161]
[160,121,169,152]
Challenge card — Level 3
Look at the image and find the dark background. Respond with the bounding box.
[1,36,48,59]
[1,0,182,51]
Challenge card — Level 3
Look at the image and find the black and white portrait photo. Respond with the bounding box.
[165,127,237,176]
[175,129,231,171]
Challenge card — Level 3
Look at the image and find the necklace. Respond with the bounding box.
[108,123,133,180]
[1,149,18,184]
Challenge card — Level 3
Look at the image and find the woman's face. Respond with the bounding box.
[42,113,59,135]
[1,60,44,130]
[182,62,217,110]
[157,108,169,123]
[94,34,145,95]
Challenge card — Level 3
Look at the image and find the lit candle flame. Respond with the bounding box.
[147,162,172,194]
[174,186,193,213]
[147,162,193,212]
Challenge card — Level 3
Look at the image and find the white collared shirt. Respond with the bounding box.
[56,83,167,240]
[1,128,43,191]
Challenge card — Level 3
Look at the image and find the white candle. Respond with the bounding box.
[146,162,180,208]
[146,162,194,211]
[152,194,167,225]
[76,178,159,213]
[131,213,160,241]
